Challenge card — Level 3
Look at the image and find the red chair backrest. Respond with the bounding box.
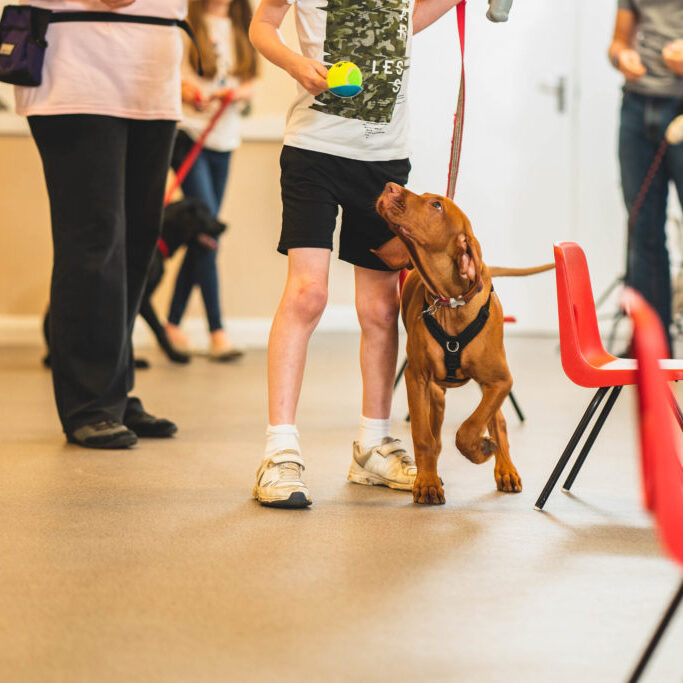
[554,242,613,386]
[625,287,683,566]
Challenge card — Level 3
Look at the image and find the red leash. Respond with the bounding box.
[400,2,466,292]
[158,90,235,257]
[446,1,467,199]
[163,90,236,206]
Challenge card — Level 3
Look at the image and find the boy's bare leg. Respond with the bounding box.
[348,266,416,491]
[354,266,400,419]
[268,247,331,425]
[254,248,330,508]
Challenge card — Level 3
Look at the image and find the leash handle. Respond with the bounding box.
[164,90,236,206]
[446,1,466,199]
[487,0,512,22]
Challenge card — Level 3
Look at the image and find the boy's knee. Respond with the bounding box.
[357,296,399,331]
[286,278,328,322]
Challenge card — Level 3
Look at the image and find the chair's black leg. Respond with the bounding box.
[668,387,683,432]
[606,309,627,355]
[508,390,525,423]
[394,358,408,391]
[628,579,683,683]
[534,387,609,511]
[562,385,623,492]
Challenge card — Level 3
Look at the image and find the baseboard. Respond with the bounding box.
[0,315,44,346]
[0,309,629,349]
[0,305,362,350]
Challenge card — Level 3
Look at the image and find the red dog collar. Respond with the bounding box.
[429,278,484,310]
[157,238,170,259]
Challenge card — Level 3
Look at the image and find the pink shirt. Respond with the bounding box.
[15,0,187,120]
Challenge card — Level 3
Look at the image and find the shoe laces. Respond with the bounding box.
[275,461,304,482]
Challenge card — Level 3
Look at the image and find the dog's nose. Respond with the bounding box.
[385,182,402,195]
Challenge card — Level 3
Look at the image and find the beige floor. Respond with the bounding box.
[0,334,681,683]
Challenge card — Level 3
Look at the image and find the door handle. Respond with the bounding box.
[538,77,567,113]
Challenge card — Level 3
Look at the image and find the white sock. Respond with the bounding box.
[359,415,391,452]
[264,424,300,460]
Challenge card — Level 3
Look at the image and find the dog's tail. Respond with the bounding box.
[487,263,555,278]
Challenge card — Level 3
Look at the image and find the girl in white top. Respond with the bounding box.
[165,0,257,361]
[18,0,187,448]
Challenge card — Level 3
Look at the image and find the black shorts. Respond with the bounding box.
[278,145,411,271]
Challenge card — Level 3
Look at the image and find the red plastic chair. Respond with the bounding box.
[535,242,683,510]
[623,288,683,682]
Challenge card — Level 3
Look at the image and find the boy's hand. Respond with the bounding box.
[617,49,646,81]
[287,56,328,96]
[663,40,683,77]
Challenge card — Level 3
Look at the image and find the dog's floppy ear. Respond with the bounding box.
[371,236,413,270]
[455,230,483,285]
[468,232,483,283]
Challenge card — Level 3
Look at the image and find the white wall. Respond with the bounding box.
[574,2,628,318]
[408,0,627,333]
[3,2,671,344]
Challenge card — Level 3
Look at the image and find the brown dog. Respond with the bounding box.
[375,183,553,505]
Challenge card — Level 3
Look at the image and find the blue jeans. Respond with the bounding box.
[619,91,683,351]
[168,131,232,332]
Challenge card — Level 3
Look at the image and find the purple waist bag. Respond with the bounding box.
[0,5,51,86]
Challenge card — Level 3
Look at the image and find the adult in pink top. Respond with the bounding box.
[15,0,185,119]
[22,0,186,448]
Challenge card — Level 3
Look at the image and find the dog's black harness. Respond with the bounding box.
[422,287,493,383]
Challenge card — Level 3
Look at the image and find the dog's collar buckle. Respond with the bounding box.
[424,296,465,316]
[426,279,485,314]
[446,297,466,309]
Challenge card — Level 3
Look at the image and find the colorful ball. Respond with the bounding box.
[327,61,363,98]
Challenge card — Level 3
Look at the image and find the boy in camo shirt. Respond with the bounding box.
[250,0,463,508]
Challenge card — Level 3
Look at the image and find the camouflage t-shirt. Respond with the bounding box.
[283,0,414,161]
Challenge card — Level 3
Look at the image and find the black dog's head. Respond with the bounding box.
[160,198,227,256]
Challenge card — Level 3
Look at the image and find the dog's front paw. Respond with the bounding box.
[494,463,522,493]
[413,474,446,505]
[456,431,497,464]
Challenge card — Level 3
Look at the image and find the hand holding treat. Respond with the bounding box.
[663,40,683,77]
[618,49,647,81]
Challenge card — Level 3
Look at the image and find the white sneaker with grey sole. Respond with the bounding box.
[253,450,312,508]
[348,437,417,491]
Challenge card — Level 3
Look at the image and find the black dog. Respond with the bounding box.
[43,198,226,367]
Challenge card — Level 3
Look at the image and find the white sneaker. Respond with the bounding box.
[253,450,312,508]
[347,437,417,491]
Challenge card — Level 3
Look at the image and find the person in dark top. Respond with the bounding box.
[609,0,683,354]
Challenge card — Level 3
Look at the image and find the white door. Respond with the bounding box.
[408,0,580,332]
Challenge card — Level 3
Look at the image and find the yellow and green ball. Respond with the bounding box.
[327,61,363,98]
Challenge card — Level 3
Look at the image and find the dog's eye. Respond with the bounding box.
[431,201,443,211]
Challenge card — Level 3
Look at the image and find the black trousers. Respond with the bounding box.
[29,115,177,434]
